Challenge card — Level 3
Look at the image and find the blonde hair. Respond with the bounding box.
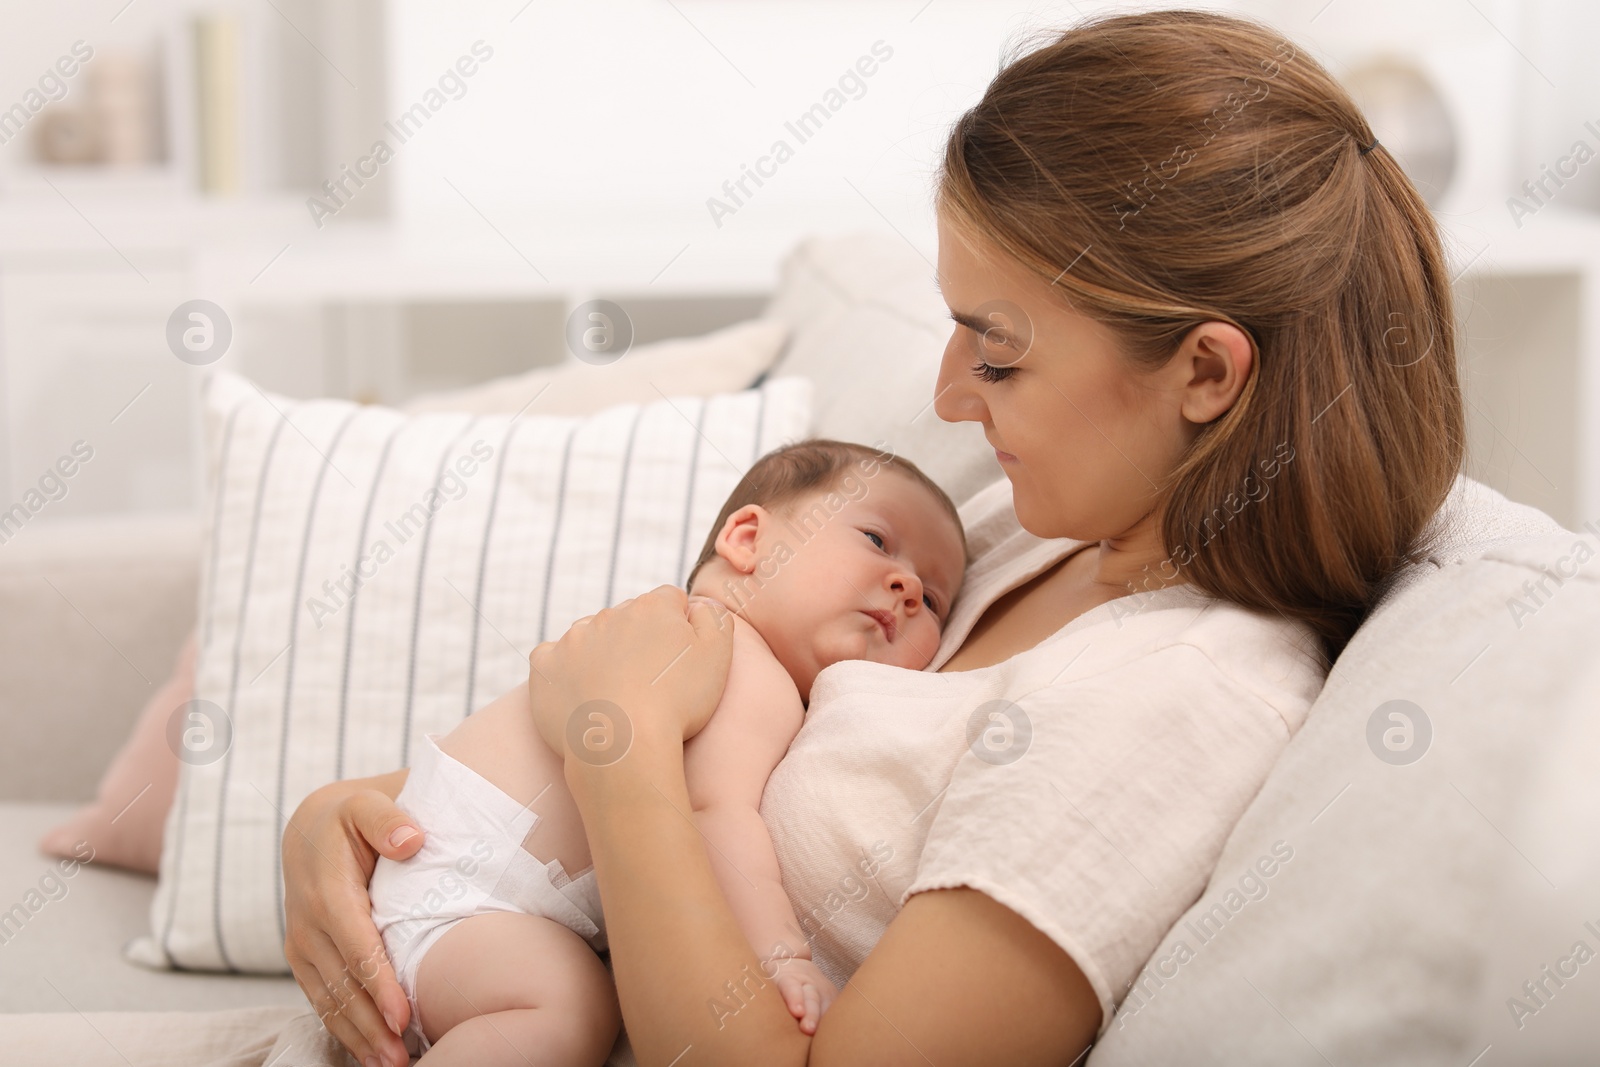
[937,8,1465,663]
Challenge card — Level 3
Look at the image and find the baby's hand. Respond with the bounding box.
[768,956,838,1035]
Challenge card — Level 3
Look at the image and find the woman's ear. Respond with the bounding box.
[714,505,768,574]
[1175,320,1254,426]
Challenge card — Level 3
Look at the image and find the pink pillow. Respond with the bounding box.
[37,629,194,875]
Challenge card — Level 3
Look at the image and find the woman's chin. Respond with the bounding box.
[1005,480,1047,535]
[1008,484,1080,542]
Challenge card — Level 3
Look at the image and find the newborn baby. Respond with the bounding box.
[367,438,967,1065]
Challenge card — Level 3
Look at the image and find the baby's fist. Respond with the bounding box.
[768,956,838,1035]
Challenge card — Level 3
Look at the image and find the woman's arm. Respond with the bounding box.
[530,587,1104,1066]
[282,767,423,1067]
[567,702,1101,1066]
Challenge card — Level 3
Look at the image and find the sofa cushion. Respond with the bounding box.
[1086,524,1600,1065]
[0,514,200,804]
[36,632,196,876]
[761,231,1003,506]
[0,802,302,1013]
[400,316,790,416]
[1372,472,1572,612]
[1466,593,1600,1060]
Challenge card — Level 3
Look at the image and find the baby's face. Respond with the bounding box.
[710,467,965,697]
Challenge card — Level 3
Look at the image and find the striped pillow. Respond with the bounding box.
[127,369,811,974]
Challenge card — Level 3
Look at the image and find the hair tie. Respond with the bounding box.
[1358,136,1380,156]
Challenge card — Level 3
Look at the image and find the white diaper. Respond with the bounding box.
[369,732,606,1056]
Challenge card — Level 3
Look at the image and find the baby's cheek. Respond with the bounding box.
[907,621,944,669]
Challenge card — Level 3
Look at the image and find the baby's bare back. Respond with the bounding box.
[410,602,819,1054]
[433,600,803,881]
[434,682,593,878]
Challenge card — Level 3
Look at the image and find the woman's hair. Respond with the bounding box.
[937,8,1465,664]
[684,438,966,592]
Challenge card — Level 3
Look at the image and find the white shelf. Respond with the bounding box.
[2,187,1596,529]
[0,193,306,264]
[1439,205,1600,277]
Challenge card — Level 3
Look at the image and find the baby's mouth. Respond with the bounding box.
[861,609,896,643]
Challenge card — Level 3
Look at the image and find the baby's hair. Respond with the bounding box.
[684,438,967,592]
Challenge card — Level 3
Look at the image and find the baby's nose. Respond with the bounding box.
[889,574,922,606]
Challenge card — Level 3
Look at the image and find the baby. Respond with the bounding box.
[367,438,968,1065]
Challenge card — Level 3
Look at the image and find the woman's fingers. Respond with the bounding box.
[529,584,736,751]
[330,910,407,1037]
[347,787,424,861]
[687,590,734,635]
[283,782,418,1067]
[284,890,408,1067]
[336,791,419,1042]
[674,587,736,738]
[294,930,408,1067]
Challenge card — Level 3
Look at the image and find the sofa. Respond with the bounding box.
[1,231,1595,1065]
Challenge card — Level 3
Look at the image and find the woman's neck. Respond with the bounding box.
[1071,506,1187,598]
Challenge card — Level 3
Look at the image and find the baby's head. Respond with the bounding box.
[686,439,967,701]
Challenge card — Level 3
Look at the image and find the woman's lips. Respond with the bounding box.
[988,437,1017,463]
[862,609,896,642]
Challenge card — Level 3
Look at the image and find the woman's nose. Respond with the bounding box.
[933,330,987,424]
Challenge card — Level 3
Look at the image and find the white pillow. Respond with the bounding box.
[1086,522,1594,1064]
[762,231,1003,506]
[127,369,811,974]
[400,317,790,416]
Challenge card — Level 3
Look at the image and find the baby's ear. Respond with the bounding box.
[714,504,767,572]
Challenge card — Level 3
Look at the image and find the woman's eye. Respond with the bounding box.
[970,359,1017,384]
[863,530,885,549]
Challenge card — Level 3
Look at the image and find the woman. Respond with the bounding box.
[283,10,1464,1066]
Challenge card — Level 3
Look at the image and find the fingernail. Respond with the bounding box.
[388,826,417,848]
[364,1057,381,1067]
[383,1008,400,1034]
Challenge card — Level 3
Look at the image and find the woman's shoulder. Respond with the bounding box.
[1168,593,1330,727]
[1019,587,1330,736]
[950,477,1328,725]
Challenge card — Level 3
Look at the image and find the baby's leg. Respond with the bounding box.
[414,910,619,1066]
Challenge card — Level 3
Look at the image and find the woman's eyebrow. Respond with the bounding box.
[947,307,1016,342]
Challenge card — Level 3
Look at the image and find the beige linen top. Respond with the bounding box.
[759,475,1329,1032]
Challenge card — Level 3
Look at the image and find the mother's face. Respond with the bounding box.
[932,210,1199,543]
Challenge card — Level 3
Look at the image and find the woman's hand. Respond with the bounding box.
[282,772,423,1067]
[527,584,735,763]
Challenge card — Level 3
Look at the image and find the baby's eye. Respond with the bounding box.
[863,530,885,549]
[923,592,937,613]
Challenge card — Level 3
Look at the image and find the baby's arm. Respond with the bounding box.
[681,601,836,1031]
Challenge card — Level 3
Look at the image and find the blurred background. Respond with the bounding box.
[0,0,1597,532]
